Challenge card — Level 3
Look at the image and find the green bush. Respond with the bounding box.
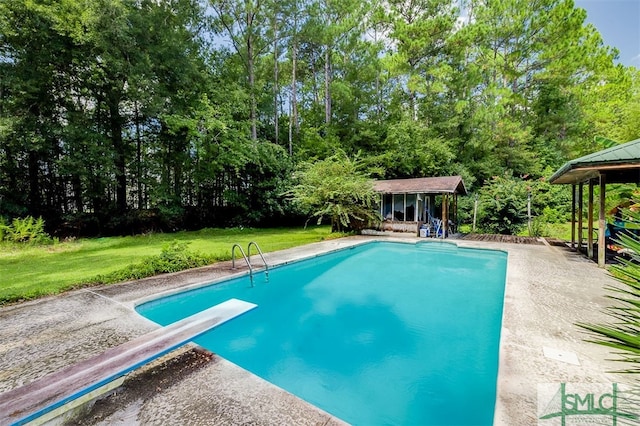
[286,153,381,232]
[540,206,566,224]
[476,170,572,235]
[0,216,55,245]
[528,216,547,237]
[0,218,8,241]
[477,174,529,235]
[91,241,215,284]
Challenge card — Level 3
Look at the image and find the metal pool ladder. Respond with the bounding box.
[231,242,269,287]
[231,244,254,286]
[247,241,269,283]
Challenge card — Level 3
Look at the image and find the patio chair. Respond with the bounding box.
[431,218,443,238]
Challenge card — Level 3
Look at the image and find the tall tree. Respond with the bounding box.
[384,0,458,122]
[458,0,617,179]
[0,0,634,235]
[210,0,270,140]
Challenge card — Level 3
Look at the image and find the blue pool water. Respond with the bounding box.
[137,241,507,425]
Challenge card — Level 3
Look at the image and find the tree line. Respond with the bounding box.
[1,0,638,235]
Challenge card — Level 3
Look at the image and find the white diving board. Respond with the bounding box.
[0,298,257,426]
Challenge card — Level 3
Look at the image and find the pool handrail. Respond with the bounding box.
[247,241,269,282]
[231,243,254,286]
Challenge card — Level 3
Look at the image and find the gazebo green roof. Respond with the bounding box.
[549,138,640,185]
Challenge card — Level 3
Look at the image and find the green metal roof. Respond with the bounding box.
[549,138,640,184]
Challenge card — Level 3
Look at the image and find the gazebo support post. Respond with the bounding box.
[454,194,458,233]
[571,184,576,249]
[598,174,606,267]
[588,179,594,259]
[442,194,448,238]
[548,138,640,265]
[578,183,583,253]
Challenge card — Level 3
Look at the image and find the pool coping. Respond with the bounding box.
[0,235,632,425]
[0,299,258,425]
[132,239,377,310]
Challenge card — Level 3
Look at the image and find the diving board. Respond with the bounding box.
[0,298,257,426]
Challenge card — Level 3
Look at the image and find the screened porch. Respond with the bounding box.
[374,176,467,237]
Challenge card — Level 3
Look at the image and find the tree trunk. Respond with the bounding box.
[324,47,331,125]
[374,27,382,122]
[273,14,279,145]
[28,149,41,215]
[289,37,298,156]
[134,100,143,209]
[409,91,418,121]
[247,12,257,141]
[72,174,83,213]
[107,90,127,213]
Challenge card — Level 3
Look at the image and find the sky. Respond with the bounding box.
[575,0,640,67]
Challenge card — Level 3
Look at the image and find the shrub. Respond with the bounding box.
[0,218,9,241]
[91,241,215,284]
[0,216,55,245]
[475,170,572,235]
[528,216,547,237]
[540,206,566,224]
[477,174,529,235]
[286,153,381,232]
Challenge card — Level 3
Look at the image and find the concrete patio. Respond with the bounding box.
[0,236,632,425]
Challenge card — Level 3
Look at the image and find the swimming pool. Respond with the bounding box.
[137,241,507,425]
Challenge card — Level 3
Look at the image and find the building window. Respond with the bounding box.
[383,194,393,220]
[393,194,404,221]
[405,194,416,221]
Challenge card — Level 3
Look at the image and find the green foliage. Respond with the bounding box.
[578,208,640,373]
[539,206,567,224]
[529,170,573,223]
[477,175,530,235]
[367,120,456,178]
[0,218,7,242]
[527,215,547,238]
[0,216,55,245]
[0,226,332,305]
[287,153,381,232]
[475,167,572,235]
[0,0,633,237]
[91,241,214,284]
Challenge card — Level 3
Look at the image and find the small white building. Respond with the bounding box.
[373,176,467,236]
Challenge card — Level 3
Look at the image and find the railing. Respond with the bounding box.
[231,243,254,286]
[231,242,270,287]
[247,241,269,282]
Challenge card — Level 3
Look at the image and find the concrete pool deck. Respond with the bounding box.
[0,236,632,425]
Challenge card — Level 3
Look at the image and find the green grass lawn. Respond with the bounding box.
[542,222,573,240]
[0,226,334,305]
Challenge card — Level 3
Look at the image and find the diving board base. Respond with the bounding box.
[27,376,126,426]
[0,298,257,426]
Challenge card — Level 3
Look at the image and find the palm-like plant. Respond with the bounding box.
[578,208,640,373]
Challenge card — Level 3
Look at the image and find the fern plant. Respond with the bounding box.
[0,216,54,245]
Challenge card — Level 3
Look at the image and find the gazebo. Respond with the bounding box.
[373,176,467,236]
[549,138,640,267]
